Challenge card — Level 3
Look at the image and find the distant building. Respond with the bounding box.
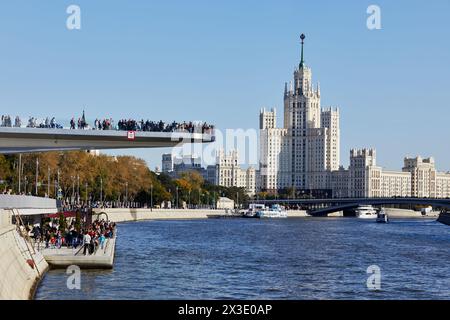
[216,197,235,210]
[403,156,450,198]
[161,154,173,173]
[211,149,256,196]
[161,153,207,180]
[327,149,450,198]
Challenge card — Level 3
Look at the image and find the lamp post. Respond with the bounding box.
[57,169,60,194]
[125,181,128,207]
[71,176,75,205]
[18,154,21,194]
[77,174,80,205]
[35,157,39,196]
[176,186,179,209]
[100,177,103,206]
[188,189,191,209]
[150,184,153,211]
[47,167,51,197]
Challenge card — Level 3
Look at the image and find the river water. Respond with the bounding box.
[35,217,450,300]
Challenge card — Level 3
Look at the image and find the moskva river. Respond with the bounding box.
[35,217,450,299]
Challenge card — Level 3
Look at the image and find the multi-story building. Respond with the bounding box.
[162,153,174,173]
[258,34,340,193]
[327,150,448,199]
[161,153,208,181]
[213,149,256,196]
[162,152,256,196]
[403,156,437,198]
[259,108,289,192]
[348,148,381,198]
[381,171,412,198]
[402,156,450,198]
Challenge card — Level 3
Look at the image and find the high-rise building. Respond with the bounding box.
[258,34,340,193]
[257,34,450,199]
[259,108,289,192]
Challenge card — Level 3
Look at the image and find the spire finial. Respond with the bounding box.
[299,33,305,68]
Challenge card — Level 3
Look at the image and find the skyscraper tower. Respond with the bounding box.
[283,34,340,190]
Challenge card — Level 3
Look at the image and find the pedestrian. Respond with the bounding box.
[83,231,91,255]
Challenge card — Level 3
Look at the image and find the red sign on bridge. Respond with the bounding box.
[127,131,136,141]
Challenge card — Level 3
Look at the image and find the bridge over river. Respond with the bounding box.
[250,197,450,216]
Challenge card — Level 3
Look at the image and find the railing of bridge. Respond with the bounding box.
[0,115,215,135]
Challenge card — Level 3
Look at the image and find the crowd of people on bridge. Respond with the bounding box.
[1,111,214,134]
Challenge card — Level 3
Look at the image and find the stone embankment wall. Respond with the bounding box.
[93,208,310,222]
[384,208,439,218]
[0,209,49,300]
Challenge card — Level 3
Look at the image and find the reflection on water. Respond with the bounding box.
[35,217,450,300]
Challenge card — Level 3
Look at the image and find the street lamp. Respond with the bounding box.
[150,184,153,211]
[18,154,22,194]
[125,181,128,207]
[188,189,191,209]
[176,186,179,209]
[100,177,103,206]
[35,157,39,196]
[77,174,80,204]
[71,176,75,205]
[47,167,51,198]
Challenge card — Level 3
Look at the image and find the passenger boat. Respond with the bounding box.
[376,208,389,223]
[242,203,265,218]
[255,204,288,219]
[355,205,377,219]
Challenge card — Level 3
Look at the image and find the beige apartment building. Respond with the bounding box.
[329,151,450,199]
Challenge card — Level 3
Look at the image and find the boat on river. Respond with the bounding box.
[376,208,389,223]
[255,204,288,219]
[355,205,377,219]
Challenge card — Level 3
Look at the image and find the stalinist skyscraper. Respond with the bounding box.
[259,34,340,193]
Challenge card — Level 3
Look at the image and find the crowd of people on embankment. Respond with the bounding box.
[1,112,214,134]
[26,218,116,256]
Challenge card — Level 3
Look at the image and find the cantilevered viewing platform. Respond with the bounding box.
[0,127,215,153]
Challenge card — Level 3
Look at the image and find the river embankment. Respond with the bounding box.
[0,209,49,300]
[92,208,310,222]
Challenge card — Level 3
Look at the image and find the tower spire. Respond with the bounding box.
[299,33,305,68]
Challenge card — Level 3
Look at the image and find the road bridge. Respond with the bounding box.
[250,198,450,216]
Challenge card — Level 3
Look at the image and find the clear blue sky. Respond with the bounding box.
[1,1,449,171]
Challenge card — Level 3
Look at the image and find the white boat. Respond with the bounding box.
[243,203,266,218]
[376,208,389,223]
[256,204,288,219]
[355,205,377,219]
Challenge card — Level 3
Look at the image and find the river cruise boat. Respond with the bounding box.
[255,204,288,219]
[355,205,377,219]
[242,203,266,218]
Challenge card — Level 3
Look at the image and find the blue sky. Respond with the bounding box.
[1,1,449,171]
